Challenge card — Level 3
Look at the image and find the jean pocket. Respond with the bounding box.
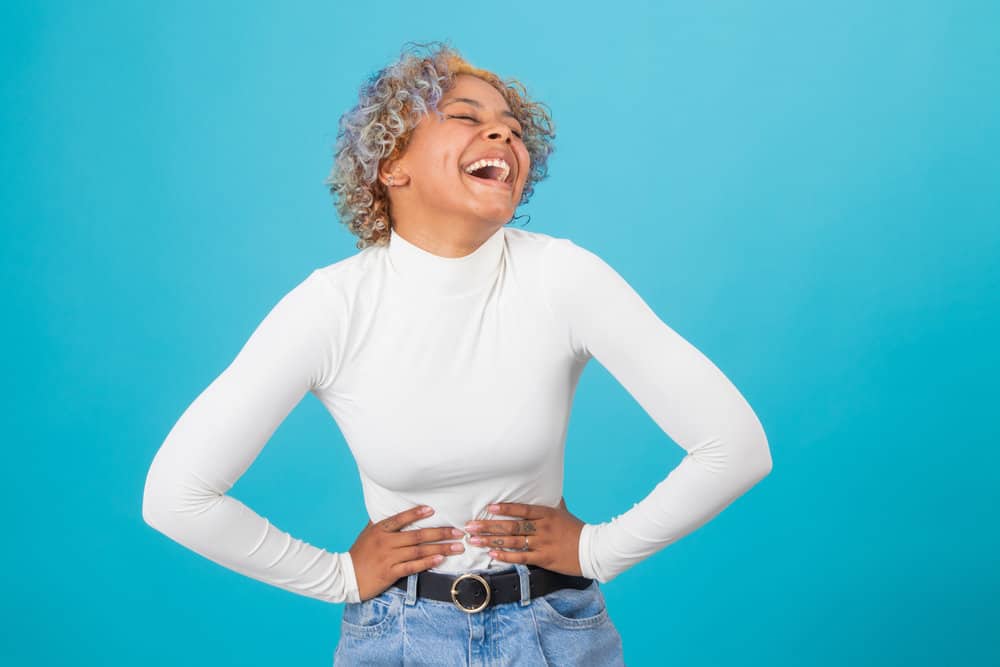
[341,590,399,638]
[533,581,610,629]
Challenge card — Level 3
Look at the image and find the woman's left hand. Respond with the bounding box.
[464,497,585,577]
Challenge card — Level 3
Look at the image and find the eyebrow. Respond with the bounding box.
[440,97,521,123]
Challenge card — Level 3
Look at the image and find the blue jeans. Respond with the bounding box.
[333,563,625,666]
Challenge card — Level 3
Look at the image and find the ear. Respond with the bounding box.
[378,158,410,187]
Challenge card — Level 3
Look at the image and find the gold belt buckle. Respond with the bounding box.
[450,573,491,614]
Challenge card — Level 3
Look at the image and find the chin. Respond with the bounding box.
[481,214,514,227]
[472,205,516,224]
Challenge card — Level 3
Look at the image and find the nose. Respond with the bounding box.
[484,123,513,143]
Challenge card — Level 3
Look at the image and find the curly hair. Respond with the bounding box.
[325,40,557,249]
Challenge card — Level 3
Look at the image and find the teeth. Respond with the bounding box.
[463,158,511,183]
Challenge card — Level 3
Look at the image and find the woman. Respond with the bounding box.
[142,41,773,665]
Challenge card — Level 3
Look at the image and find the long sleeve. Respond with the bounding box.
[540,238,773,584]
[142,270,362,604]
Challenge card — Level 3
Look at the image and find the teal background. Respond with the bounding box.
[3,1,998,665]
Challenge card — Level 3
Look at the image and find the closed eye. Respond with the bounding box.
[448,114,523,139]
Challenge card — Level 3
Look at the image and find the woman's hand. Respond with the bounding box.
[465,497,585,577]
[349,505,466,601]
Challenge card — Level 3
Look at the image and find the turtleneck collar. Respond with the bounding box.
[386,225,506,297]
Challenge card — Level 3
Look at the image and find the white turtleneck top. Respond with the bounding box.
[142,225,772,605]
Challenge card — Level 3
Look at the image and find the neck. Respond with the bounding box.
[386,223,507,297]
[390,220,504,259]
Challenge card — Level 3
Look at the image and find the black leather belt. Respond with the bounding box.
[391,565,593,614]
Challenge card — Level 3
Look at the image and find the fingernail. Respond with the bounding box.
[450,543,464,552]
[421,506,434,514]
[464,523,479,531]
[488,504,501,512]
[469,537,484,545]
[451,528,465,537]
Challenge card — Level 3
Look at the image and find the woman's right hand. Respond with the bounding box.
[349,505,466,602]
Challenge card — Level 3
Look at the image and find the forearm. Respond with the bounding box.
[578,428,772,583]
[142,442,362,604]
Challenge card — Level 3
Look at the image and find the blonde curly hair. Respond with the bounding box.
[325,40,557,249]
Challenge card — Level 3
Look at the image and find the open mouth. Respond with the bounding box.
[462,158,513,189]
[464,170,513,190]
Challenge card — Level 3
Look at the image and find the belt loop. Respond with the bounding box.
[405,572,419,606]
[514,563,531,606]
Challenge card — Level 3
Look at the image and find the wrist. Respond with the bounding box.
[341,550,361,604]
[577,523,597,581]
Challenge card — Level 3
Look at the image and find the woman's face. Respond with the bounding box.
[382,74,532,233]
